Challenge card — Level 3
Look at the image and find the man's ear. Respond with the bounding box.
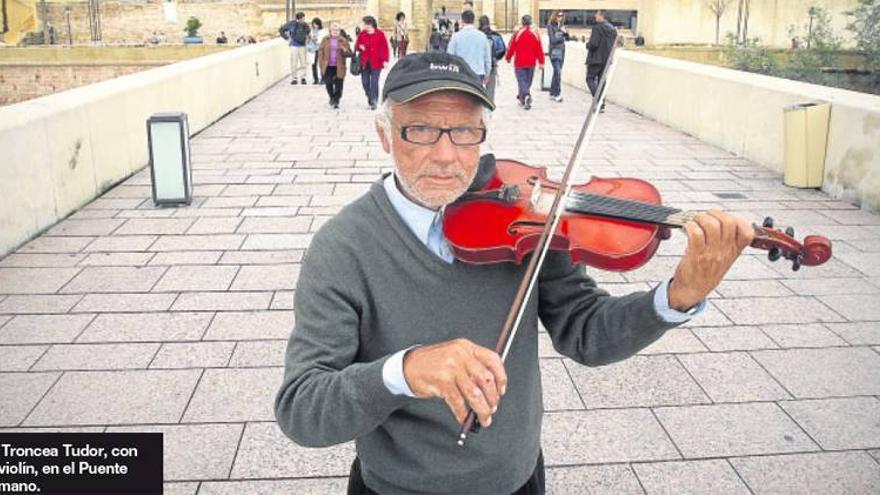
[375,118,392,153]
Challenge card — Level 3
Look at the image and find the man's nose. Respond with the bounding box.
[432,131,459,163]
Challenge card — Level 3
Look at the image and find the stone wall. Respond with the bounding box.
[0,39,291,257]
[39,0,367,46]
[0,62,165,105]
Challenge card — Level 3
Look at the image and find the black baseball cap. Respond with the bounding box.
[381,52,495,110]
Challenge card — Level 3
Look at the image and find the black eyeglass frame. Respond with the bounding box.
[393,122,488,146]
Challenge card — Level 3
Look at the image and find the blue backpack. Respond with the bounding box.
[489,32,506,60]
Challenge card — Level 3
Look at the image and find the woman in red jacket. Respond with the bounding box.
[355,15,390,110]
[504,14,544,110]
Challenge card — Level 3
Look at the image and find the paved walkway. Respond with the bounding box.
[1,62,879,495]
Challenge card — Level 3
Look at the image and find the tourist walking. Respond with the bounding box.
[586,10,618,112]
[479,15,504,102]
[355,15,390,110]
[505,15,544,110]
[309,18,326,85]
[318,22,353,109]
[394,12,410,58]
[287,12,311,85]
[447,10,491,86]
[547,11,570,102]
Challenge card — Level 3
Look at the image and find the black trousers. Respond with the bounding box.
[586,63,606,108]
[324,66,344,103]
[347,451,545,495]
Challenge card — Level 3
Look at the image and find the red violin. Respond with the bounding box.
[448,39,832,448]
[444,158,832,272]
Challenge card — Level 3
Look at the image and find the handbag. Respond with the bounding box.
[350,52,362,76]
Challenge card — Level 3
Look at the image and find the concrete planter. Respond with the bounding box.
[183,36,204,44]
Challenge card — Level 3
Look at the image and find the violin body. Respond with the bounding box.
[444,159,667,271]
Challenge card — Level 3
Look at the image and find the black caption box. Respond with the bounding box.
[0,433,162,495]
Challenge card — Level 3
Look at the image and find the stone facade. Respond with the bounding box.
[37,0,368,46]
[0,62,165,105]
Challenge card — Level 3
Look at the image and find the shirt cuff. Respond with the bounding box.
[653,278,707,323]
[382,345,420,397]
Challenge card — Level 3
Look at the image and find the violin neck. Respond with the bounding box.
[565,191,694,228]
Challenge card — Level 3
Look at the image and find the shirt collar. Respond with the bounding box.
[383,173,440,246]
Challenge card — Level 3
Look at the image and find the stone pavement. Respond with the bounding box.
[1,62,879,495]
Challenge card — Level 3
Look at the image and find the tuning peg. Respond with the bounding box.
[763,217,774,228]
[792,254,803,271]
[768,246,782,262]
[785,226,795,237]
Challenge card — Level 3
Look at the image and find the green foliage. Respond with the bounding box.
[184,17,202,38]
[722,33,777,74]
[846,0,880,70]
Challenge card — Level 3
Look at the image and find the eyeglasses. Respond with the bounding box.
[395,123,487,146]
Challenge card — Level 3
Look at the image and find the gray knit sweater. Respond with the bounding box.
[274,178,681,494]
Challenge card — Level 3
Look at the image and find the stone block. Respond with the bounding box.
[658,401,816,459]
[204,311,294,340]
[546,465,642,494]
[228,340,286,368]
[229,422,355,479]
[566,355,709,408]
[633,459,750,495]
[542,410,679,465]
[731,452,880,494]
[779,397,880,450]
[107,423,243,481]
[32,343,159,371]
[183,367,281,422]
[61,266,167,293]
[170,291,272,312]
[752,347,880,398]
[0,372,60,426]
[24,369,201,426]
[229,264,300,291]
[0,267,81,294]
[678,352,790,402]
[153,265,239,292]
[1,314,94,345]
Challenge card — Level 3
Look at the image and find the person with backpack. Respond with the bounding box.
[447,10,491,86]
[478,15,504,102]
[355,15,390,110]
[547,11,570,102]
[284,12,311,85]
[505,15,544,110]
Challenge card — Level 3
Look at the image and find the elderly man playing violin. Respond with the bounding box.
[275,52,755,495]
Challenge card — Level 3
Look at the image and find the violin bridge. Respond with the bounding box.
[530,180,542,209]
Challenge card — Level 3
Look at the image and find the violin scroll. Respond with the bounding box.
[752,216,832,271]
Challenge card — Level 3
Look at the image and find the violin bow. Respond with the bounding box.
[457,37,625,446]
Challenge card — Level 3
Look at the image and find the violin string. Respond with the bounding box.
[566,192,681,218]
[564,194,684,225]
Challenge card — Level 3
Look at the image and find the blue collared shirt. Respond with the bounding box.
[380,173,706,396]
[447,25,492,77]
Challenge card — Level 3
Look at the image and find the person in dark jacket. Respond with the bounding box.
[546,11,569,102]
[585,10,618,112]
[478,15,502,102]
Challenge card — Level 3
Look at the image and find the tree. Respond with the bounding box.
[846,0,880,71]
[706,0,732,44]
[733,0,750,44]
